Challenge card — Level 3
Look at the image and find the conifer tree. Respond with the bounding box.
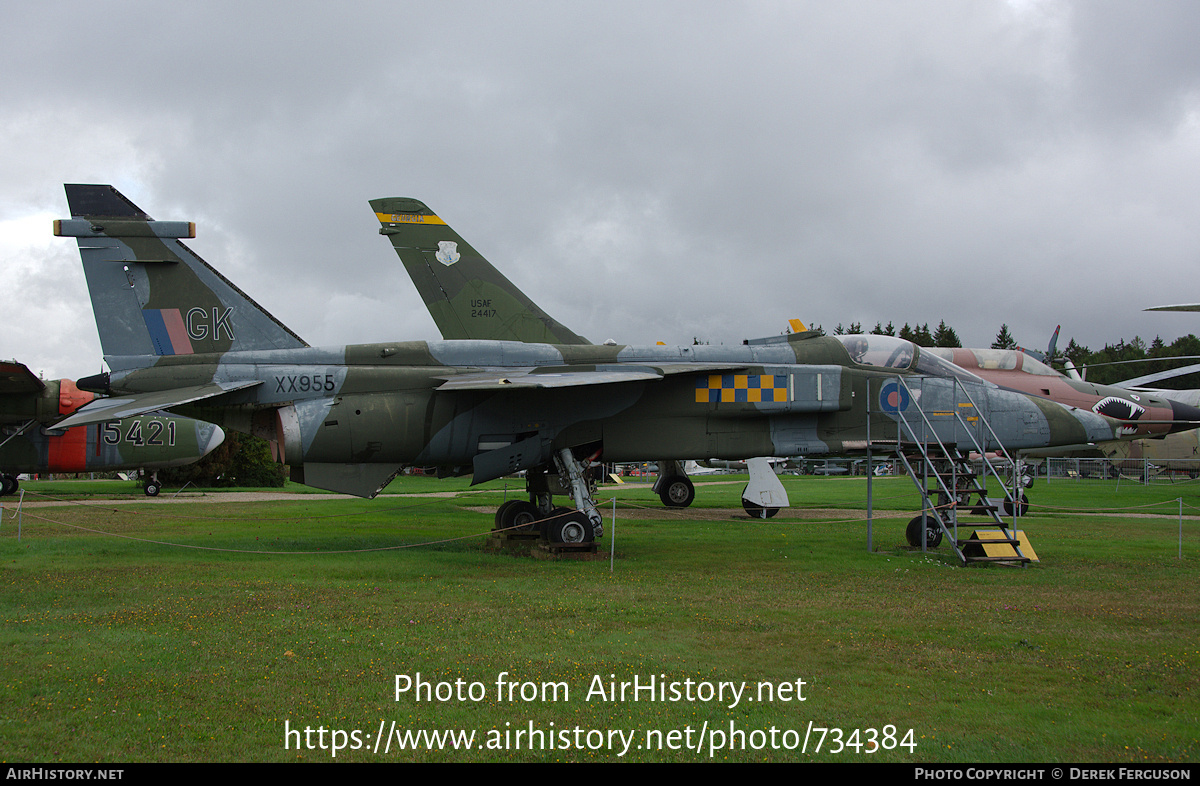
[933,320,962,348]
[992,324,1017,349]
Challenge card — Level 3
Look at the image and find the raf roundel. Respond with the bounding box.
[879,380,910,414]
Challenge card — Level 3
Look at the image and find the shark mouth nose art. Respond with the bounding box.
[1092,396,1146,435]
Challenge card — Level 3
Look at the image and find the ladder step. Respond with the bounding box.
[895,423,1032,564]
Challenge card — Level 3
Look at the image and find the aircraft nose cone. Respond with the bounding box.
[1168,400,1200,434]
[199,424,226,457]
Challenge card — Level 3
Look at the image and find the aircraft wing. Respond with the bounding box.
[435,364,754,391]
[437,369,662,391]
[1146,304,1200,312]
[0,361,46,395]
[1116,362,1200,389]
[51,380,263,429]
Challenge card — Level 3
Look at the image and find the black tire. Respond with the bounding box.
[507,501,540,531]
[906,515,942,548]
[144,482,161,497]
[497,500,541,531]
[741,497,778,519]
[494,499,520,529]
[658,476,695,508]
[0,475,17,496]
[546,511,595,544]
[1002,494,1029,517]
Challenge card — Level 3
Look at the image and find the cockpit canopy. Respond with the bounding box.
[834,334,988,385]
[925,347,1060,378]
[835,334,913,370]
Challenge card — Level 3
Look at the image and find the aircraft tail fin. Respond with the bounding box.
[56,184,307,366]
[1017,325,1062,365]
[370,197,590,345]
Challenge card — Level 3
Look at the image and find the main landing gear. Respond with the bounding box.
[493,449,605,545]
[141,470,161,497]
[0,474,19,496]
[653,460,695,508]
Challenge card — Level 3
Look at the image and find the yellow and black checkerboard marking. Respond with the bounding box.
[696,374,789,403]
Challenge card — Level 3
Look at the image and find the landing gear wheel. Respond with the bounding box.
[659,476,695,508]
[144,481,160,497]
[906,515,943,548]
[507,502,539,531]
[496,500,539,531]
[494,500,520,529]
[537,507,575,537]
[1002,494,1029,517]
[546,511,595,544]
[742,497,779,519]
[0,475,17,496]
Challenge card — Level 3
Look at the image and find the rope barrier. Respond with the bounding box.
[3,482,1195,557]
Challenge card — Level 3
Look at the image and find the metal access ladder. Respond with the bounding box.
[891,377,1032,566]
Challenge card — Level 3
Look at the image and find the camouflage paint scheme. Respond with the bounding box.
[371,194,727,509]
[1093,387,1200,470]
[371,197,588,346]
[1108,304,1200,467]
[923,348,1200,440]
[53,185,1134,539]
[0,360,224,494]
[372,199,1200,489]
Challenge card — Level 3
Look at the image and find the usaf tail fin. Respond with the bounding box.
[370,197,590,345]
[56,184,307,366]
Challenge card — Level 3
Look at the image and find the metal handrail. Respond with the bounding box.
[890,375,1030,564]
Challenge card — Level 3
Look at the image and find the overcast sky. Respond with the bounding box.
[4,1,1200,380]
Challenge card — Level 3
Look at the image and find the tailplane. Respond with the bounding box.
[56,184,307,366]
[371,197,589,345]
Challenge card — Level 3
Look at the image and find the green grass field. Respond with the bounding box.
[1,473,1197,762]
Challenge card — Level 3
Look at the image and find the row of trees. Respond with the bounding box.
[831,320,969,349]
[1060,334,1200,388]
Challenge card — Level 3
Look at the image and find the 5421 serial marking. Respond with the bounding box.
[101,419,177,447]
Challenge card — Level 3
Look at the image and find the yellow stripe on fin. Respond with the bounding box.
[375,212,448,226]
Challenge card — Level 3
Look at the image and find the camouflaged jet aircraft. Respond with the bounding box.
[53,184,1134,544]
[368,199,1200,512]
[370,196,785,511]
[0,359,224,495]
[365,201,728,510]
